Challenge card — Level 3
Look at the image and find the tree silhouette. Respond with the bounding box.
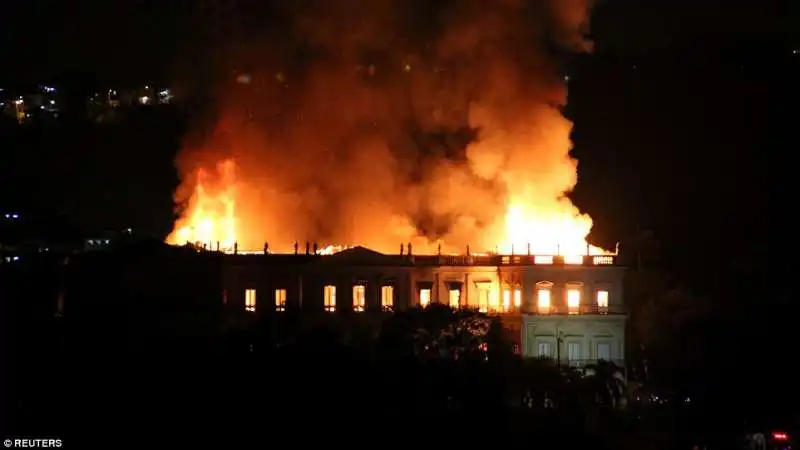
[582,360,627,410]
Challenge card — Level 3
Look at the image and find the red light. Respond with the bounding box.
[772,432,788,441]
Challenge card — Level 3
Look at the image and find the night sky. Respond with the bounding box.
[0,0,790,292]
[2,1,795,79]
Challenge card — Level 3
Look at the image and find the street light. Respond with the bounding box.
[556,331,564,371]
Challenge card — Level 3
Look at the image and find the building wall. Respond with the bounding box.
[222,251,626,367]
[412,266,502,308]
[518,265,627,366]
[521,314,626,365]
[410,264,624,312]
[225,260,413,313]
[301,265,413,312]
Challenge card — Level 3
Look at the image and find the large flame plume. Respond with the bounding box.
[168,0,610,256]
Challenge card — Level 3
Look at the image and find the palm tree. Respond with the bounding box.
[582,359,627,410]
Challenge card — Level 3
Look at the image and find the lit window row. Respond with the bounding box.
[245,288,288,312]
[418,287,469,309]
[418,287,522,313]
[477,288,521,313]
[499,255,614,265]
[535,284,610,314]
[326,285,395,312]
[244,285,395,312]
[536,341,611,362]
[243,285,609,314]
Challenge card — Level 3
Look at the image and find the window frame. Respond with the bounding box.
[274,288,287,312]
[352,284,366,312]
[324,285,337,312]
[245,288,257,312]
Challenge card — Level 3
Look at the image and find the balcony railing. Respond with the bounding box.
[415,254,618,267]
[535,356,626,370]
[528,304,626,315]
[422,304,625,316]
[222,249,619,267]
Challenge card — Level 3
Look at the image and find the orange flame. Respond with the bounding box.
[500,199,606,257]
[166,159,611,257]
[166,160,237,251]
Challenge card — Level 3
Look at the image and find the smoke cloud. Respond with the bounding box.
[172,0,595,253]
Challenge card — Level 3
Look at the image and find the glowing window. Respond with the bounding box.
[513,288,521,309]
[502,290,511,312]
[381,286,394,311]
[488,289,500,312]
[419,289,431,307]
[324,285,336,312]
[352,285,365,312]
[537,289,551,312]
[596,290,609,311]
[448,289,460,309]
[245,288,256,312]
[478,289,489,313]
[567,288,581,314]
[274,289,286,312]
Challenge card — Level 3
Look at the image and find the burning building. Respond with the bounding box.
[222,244,626,367]
[164,0,624,365]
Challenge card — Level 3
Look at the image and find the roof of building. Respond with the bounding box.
[312,246,414,267]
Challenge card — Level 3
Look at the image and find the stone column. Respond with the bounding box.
[464,273,470,308]
[371,275,381,311]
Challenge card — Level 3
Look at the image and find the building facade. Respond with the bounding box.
[224,246,627,368]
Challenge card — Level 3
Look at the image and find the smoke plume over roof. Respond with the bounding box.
[171,0,598,254]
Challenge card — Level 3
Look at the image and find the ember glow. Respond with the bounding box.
[166,0,612,257]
